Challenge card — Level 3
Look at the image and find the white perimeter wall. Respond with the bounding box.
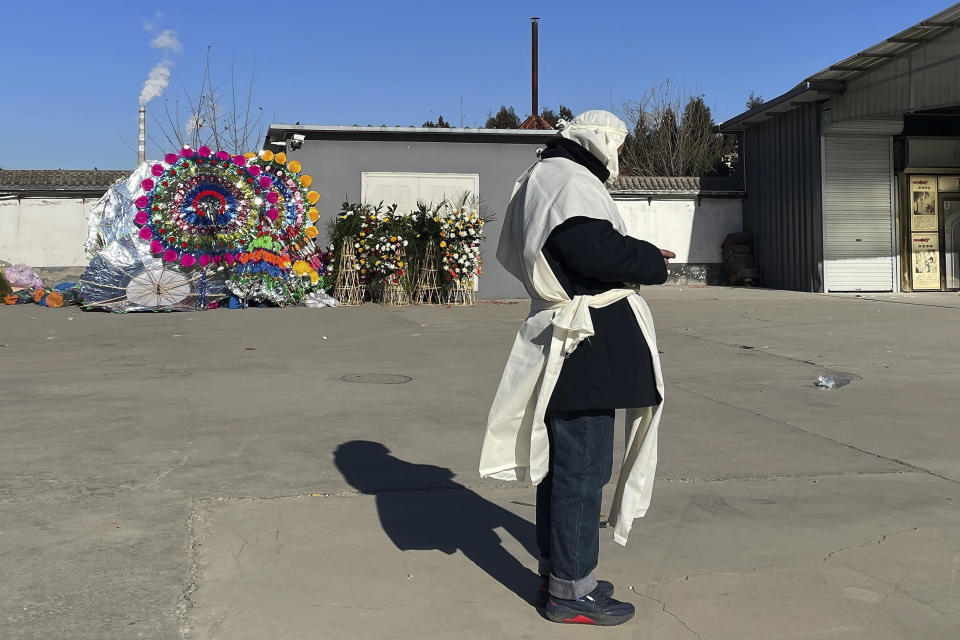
[0,196,94,267]
[0,193,744,270]
[615,196,743,263]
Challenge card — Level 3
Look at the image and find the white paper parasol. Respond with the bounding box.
[125,267,193,307]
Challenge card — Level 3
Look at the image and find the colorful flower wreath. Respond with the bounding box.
[247,150,320,249]
[437,196,485,285]
[226,235,294,305]
[133,146,277,268]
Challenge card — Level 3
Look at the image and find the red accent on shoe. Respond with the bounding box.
[563,615,596,624]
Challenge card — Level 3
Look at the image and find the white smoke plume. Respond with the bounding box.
[150,29,182,54]
[139,61,171,106]
[141,11,164,31]
[185,113,204,135]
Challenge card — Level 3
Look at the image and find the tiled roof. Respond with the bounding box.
[519,115,555,130]
[0,169,130,194]
[609,175,744,194]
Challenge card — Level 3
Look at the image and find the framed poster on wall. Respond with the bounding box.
[939,176,960,193]
[911,232,941,290]
[910,176,939,231]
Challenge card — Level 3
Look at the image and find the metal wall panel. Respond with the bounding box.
[284,137,546,299]
[822,137,894,292]
[834,27,960,121]
[742,103,824,291]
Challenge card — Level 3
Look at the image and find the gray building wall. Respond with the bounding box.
[279,132,552,299]
[741,103,824,292]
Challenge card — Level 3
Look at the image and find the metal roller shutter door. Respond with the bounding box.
[823,136,894,292]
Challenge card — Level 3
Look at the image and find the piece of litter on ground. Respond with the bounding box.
[245,347,256,351]
[814,375,836,390]
[322,336,327,340]
[172,334,182,337]
[46,336,56,340]
[67,317,74,320]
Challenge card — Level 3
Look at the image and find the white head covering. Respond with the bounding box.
[497,110,631,300]
[557,110,629,184]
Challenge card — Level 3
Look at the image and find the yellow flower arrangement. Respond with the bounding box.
[307,191,319,205]
[300,174,313,188]
[274,152,287,164]
[260,150,274,162]
[287,160,302,173]
[308,207,319,222]
[292,259,320,285]
[305,226,319,239]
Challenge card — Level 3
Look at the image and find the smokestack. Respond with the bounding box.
[531,17,539,119]
[138,106,146,165]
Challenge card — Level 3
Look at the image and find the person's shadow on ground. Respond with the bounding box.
[334,440,539,606]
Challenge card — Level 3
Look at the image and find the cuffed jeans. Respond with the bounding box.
[536,408,615,600]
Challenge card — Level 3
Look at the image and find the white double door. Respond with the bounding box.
[360,172,479,211]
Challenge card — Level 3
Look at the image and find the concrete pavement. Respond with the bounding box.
[1,287,958,639]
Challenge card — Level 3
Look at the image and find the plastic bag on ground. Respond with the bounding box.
[300,291,340,308]
[4,264,44,289]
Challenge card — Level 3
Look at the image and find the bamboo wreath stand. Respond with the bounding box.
[332,241,365,306]
[380,276,409,306]
[412,242,442,305]
[446,277,476,306]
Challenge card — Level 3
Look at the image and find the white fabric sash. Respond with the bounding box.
[480,285,664,545]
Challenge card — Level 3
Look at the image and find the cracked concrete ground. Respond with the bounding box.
[1,288,959,639]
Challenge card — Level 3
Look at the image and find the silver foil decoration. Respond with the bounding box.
[85,163,153,258]
[80,234,228,312]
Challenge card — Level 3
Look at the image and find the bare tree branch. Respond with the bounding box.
[621,80,734,177]
[149,46,266,155]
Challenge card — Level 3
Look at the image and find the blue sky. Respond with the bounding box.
[0,0,951,169]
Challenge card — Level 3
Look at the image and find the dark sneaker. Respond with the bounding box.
[537,575,614,609]
[543,586,635,626]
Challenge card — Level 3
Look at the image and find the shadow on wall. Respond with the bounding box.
[333,440,539,606]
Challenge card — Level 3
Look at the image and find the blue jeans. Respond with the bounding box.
[536,409,615,599]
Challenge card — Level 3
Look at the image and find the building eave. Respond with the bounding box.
[266,123,556,147]
[718,3,960,132]
[610,189,745,198]
[717,80,844,132]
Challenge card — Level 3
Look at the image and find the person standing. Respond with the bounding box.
[480,110,672,626]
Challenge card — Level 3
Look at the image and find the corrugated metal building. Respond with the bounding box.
[719,3,960,292]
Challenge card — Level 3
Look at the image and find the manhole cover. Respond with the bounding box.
[340,374,413,384]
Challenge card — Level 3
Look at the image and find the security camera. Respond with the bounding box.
[292,134,305,143]
[289,133,305,151]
